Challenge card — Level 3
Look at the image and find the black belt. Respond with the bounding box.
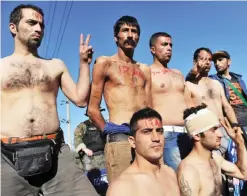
[106,133,129,143]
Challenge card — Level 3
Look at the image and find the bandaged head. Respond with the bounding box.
[185,108,220,136]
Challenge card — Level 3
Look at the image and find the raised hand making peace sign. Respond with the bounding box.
[220,117,244,146]
[79,34,94,64]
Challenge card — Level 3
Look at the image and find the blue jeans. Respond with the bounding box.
[163,132,188,171]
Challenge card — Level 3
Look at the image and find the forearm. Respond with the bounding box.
[236,142,247,178]
[224,105,238,124]
[88,109,106,131]
[76,63,90,105]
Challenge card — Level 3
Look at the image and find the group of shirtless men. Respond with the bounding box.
[1,4,247,196]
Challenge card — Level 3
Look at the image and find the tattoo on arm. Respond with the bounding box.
[179,174,192,196]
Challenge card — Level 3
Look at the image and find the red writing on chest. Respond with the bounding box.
[152,68,182,77]
[119,66,145,80]
[144,119,162,128]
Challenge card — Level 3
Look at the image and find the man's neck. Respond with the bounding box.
[117,47,134,64]
[193,73,208,84]
[152,58,168,69]
[192,144,212,161]
[218,69,231,80]
[14,42,39,57]
[133,155,161,174]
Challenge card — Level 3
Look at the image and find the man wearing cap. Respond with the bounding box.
[210,51,247,134]
[177,104,247,196]
[210,50,247,195]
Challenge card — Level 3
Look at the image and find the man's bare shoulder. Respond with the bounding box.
[137,62,150,71]
[107,173,133,196]
[171,68,183,75]
[177,159,198,176]
[186,81,196,88]
[208,77,222,87]
[162,164,176,175]
[93,56,111,70]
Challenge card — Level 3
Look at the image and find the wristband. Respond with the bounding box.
[231,123,240,128]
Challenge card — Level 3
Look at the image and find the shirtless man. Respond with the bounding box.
[87,16,151,182]
[186,47,241,155]
[107,107,180,196]
[177,104,247,196]
[1,4,97,195]
[149,32,193,170]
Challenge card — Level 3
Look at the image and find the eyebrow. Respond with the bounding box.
[140,127,163,131]
[26,19,45,28]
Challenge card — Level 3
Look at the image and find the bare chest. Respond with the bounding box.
[151,69,184,93]
[2,60,57,90]
[133,174,178,196]
[107,63,146,88]
[198,163,222,196]
[191,82,220,101]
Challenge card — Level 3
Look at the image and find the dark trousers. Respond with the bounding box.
[1,143,98,196]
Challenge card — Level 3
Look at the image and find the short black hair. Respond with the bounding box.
[183,103,207,120]
[9,4,44,37]
[113,15,140,37]
[130,107,162,136]
[10,4,44,25]
[193,47,212,62]
[149,32,171,48]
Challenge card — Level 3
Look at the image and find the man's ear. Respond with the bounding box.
[193,134,201,142]
[193,60,197,67]
[227,59,232,67]
[128,136,136,148]
[114,35,118,43]
[150,46,155,55]
[9,23,18,35]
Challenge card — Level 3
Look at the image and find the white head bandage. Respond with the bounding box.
[185,108,220,136]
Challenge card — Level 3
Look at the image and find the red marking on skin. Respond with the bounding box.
[144,119,162,128]
[32,12,43,21]
[119,66,145,80]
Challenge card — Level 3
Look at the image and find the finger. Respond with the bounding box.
[85,34,91,46]
[224,117,232,128]
[80,34,84,45]
[87,45,93,50]
[219,119,227,130]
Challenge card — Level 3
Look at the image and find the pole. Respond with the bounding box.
[66,97,71,148]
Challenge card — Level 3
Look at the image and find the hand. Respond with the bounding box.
[197,58,210,74]
[220,118,244,146]
[83,148,93,156]
[79,34,94,64]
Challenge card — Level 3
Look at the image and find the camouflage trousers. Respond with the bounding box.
[76,151,105,172]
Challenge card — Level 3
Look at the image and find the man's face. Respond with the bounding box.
[195,50,212,74]
[12,8,44,49]
[151,36,172,63]
[130,118,164,162]
[200,125,223,150]
[213,57,230,73]
[114,24,139,49]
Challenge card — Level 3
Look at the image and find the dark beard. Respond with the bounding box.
[27,38,41,49]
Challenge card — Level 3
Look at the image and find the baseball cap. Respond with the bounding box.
[212,50,230,61]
